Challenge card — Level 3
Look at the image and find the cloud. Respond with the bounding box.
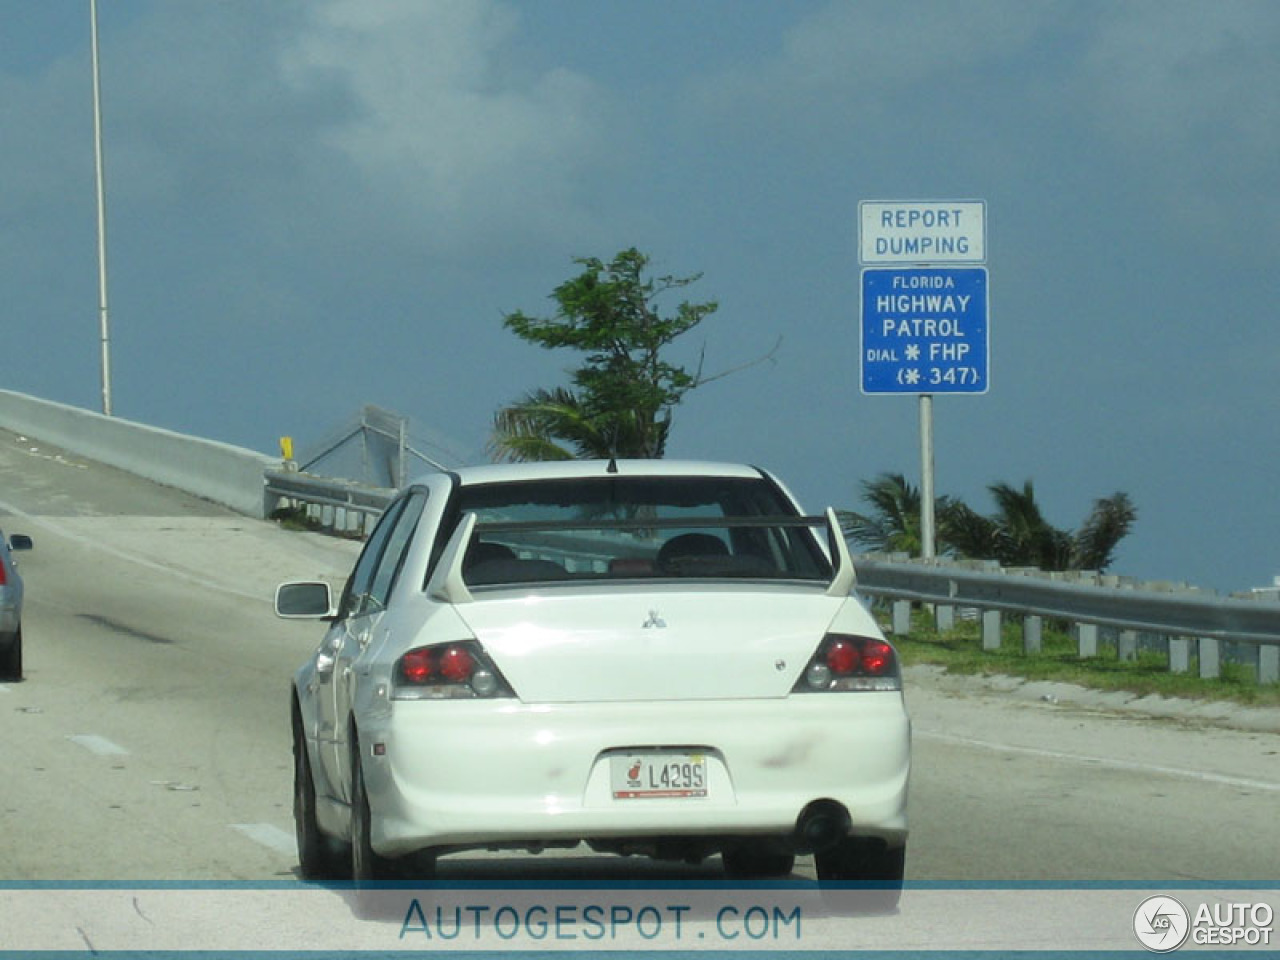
[1078,3,1278,152]
[776,1,1047,92]
[690,1,1051,124]
[281,0,617,255]
[1070,2,1280,241]
[688,1,1280,252]
[3,1,619,269]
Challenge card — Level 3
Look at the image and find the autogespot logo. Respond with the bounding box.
[1134,896,1191,952]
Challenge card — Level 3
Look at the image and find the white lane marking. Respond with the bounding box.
[916,729,1280,793]
[67,734,129,756]
[231,823,297,856]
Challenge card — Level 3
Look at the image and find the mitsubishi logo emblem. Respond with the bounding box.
[642,609,667,629]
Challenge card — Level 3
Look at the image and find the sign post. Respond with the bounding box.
[859,200,989,559]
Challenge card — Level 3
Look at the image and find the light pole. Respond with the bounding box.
[90,0,113,416]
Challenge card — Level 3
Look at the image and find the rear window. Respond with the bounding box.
[438,476,831,586]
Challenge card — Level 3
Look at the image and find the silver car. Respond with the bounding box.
[0,529,33,681]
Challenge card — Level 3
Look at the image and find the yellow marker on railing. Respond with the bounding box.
[280,436,294,461]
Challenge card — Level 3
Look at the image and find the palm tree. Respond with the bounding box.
[487,388,582,462]
[487,387,671,462]
[843,475,1137,572]
[838,473,929,555]
[935,499,999,560]
[1070,491,1136,570]
[988,480,1073,569]
[941,481,1135,572]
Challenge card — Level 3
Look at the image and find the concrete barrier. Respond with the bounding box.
[0,390,276,518]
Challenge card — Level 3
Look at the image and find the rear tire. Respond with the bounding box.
[815,838,905,912]
[351,741,419,918]
[0,628,22,681]
[292,708,347,881]
[350,742,399,886]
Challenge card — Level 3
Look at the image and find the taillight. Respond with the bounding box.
[399,648,434,684]
[860,640,893,675]
[793,634,901,693]
[0,562,6,586]
[825,637,858,674]
[438,645,474,683]
[392,641,514,700]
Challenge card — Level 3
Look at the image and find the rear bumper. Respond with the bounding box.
[359,694,910,858]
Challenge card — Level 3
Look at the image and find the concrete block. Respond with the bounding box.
[1023,615,1042,654]
[982,610,1002,651]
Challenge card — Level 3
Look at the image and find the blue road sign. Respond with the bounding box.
[861,267,989,395]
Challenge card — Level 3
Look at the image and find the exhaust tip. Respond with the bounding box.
[794,799,851,853]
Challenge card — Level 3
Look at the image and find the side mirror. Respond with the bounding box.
[275,581,337,619]
[7,534,33,551]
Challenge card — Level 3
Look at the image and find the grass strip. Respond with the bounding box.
[884,607,1280,708]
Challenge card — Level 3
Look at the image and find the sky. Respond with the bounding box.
[3,0,1279,593]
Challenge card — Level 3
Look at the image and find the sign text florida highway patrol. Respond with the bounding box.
[860,266,989,395]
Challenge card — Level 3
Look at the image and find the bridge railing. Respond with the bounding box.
[264,468,395,537]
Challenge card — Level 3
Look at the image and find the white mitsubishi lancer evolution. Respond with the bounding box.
[276,459,909,892]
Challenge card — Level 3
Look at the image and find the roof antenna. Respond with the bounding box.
[606,426,619,473]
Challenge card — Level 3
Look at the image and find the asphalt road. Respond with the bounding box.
[2,425,1278,920]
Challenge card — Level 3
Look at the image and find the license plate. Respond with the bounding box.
[611,752,708,799]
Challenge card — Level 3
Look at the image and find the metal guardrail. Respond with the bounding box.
[856,556,1280,685]
[261,470,1280,685]
[264,469,394,536]
[855,557,1280,645]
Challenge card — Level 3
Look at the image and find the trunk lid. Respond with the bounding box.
[454,585,844,702]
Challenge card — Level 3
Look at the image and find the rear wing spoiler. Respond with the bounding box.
[427,512,477,604]
[823,507,857,598]
[426,509,857,604]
